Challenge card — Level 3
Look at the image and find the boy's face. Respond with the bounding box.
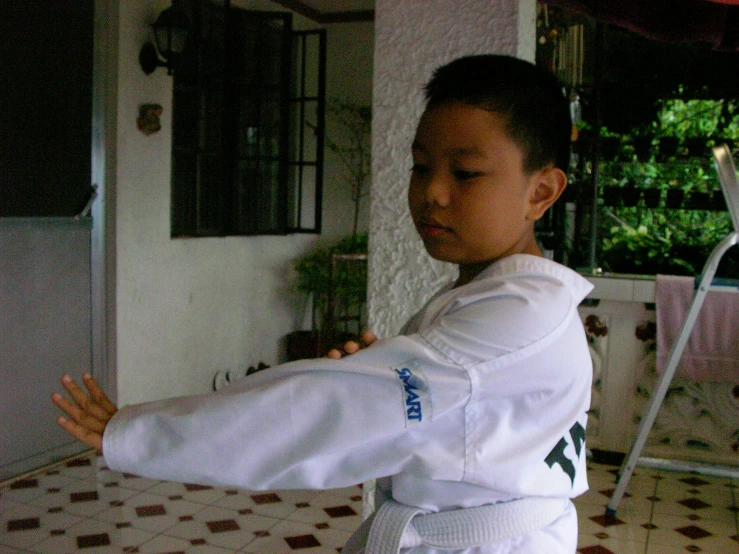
[408,102,551,275]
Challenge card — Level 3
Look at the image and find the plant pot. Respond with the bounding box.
[643,188,661,208]
[632,136,653,161]
[658,137,678,159]
[602,186,622,207]
[685,137,707,158]
[685,191,711,210]
[666,188,685,209]
[621,184,640,207]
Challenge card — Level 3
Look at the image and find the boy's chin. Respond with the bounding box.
[421,245,458,264]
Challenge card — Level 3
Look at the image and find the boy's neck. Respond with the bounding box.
[454,244,544,288]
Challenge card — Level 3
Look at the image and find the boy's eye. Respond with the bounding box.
[411,163,429,175]
[453,169,480,181]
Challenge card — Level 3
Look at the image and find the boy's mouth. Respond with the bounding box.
[418,218,452,239]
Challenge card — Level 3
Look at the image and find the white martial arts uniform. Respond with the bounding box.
[103,254,594,553]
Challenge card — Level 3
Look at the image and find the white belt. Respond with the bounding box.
[364,496,568,553]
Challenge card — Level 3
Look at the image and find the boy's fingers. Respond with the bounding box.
[51,393,107,434]
[325,349,343,359]
[59,375,111,424]
[56,416,103,452]
[82,374,118,416]
[343,341,360,354]
[326,332,377,359]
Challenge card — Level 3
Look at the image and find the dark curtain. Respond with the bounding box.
[541,0,739,50]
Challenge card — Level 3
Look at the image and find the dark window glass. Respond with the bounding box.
[171,3,325,237]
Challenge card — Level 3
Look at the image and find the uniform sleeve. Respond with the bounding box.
[102,335,471,491]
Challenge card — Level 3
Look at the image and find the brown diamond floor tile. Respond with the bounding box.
[135,504,166,517]
[284,533,321,549]
[206,518,241,533]
[7,517,41,532]
[678,498,712,510]
[251,492,282,504]
[589,514,626,527]
[76,532,111,548]
[70,491,99,503]
[675,525,712,540]
[579,546,616,554]
[324,505,357,518]
[679,477,711,487]
[598,488,631,499]
[9,479,39,490]
[184,483,213,492]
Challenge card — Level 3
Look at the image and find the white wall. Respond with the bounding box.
[368,0,536,338]
[322,22,374,240]
[114,1,373,405]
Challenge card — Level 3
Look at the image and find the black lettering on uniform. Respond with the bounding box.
[545,437,575,485]
[570,422,586,458]
[545,420,587,486]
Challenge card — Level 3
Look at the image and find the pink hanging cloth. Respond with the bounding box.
[656,274,739,383]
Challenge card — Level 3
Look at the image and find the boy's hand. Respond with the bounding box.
[326,330,377,359]
[52,373,118,453]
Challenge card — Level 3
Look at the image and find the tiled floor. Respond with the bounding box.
[1,453,737,553]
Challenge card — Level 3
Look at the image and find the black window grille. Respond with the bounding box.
[171,2,325,237]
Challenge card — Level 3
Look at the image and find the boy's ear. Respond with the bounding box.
[526,167,568,221]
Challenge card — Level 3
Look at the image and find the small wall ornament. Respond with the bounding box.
[137,103,163,135]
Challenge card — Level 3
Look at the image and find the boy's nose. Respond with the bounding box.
[423,174,451,207]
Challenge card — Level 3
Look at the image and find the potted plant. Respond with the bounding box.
[685,137,707,158]
[666,188,685,209]
[643,187,661,208]
[658,136,678,159]
[621,182,640,207]
[288,233,369,360]
[632,135,655,161]
[685,191,712,210]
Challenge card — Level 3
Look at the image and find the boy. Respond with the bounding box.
[54,55,593,553]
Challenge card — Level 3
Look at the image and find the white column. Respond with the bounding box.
[368,0,537,338]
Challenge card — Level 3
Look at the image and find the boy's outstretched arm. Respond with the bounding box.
[325,330,377,359]
[52,373,118,453]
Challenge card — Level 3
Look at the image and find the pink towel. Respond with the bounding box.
[656,274,739,383]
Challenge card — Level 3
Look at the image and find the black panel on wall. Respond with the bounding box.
[0,1,94,217]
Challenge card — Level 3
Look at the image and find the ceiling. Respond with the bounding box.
[297,0,375,12]
[270,0,375,22]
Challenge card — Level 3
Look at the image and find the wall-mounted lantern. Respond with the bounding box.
[139,0,191,75]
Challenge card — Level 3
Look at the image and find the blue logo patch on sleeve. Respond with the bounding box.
[393,360,431,427]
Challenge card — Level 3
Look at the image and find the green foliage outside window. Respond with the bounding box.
[595,88,738,277]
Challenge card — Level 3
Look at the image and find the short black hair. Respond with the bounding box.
[424,55,571,173]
